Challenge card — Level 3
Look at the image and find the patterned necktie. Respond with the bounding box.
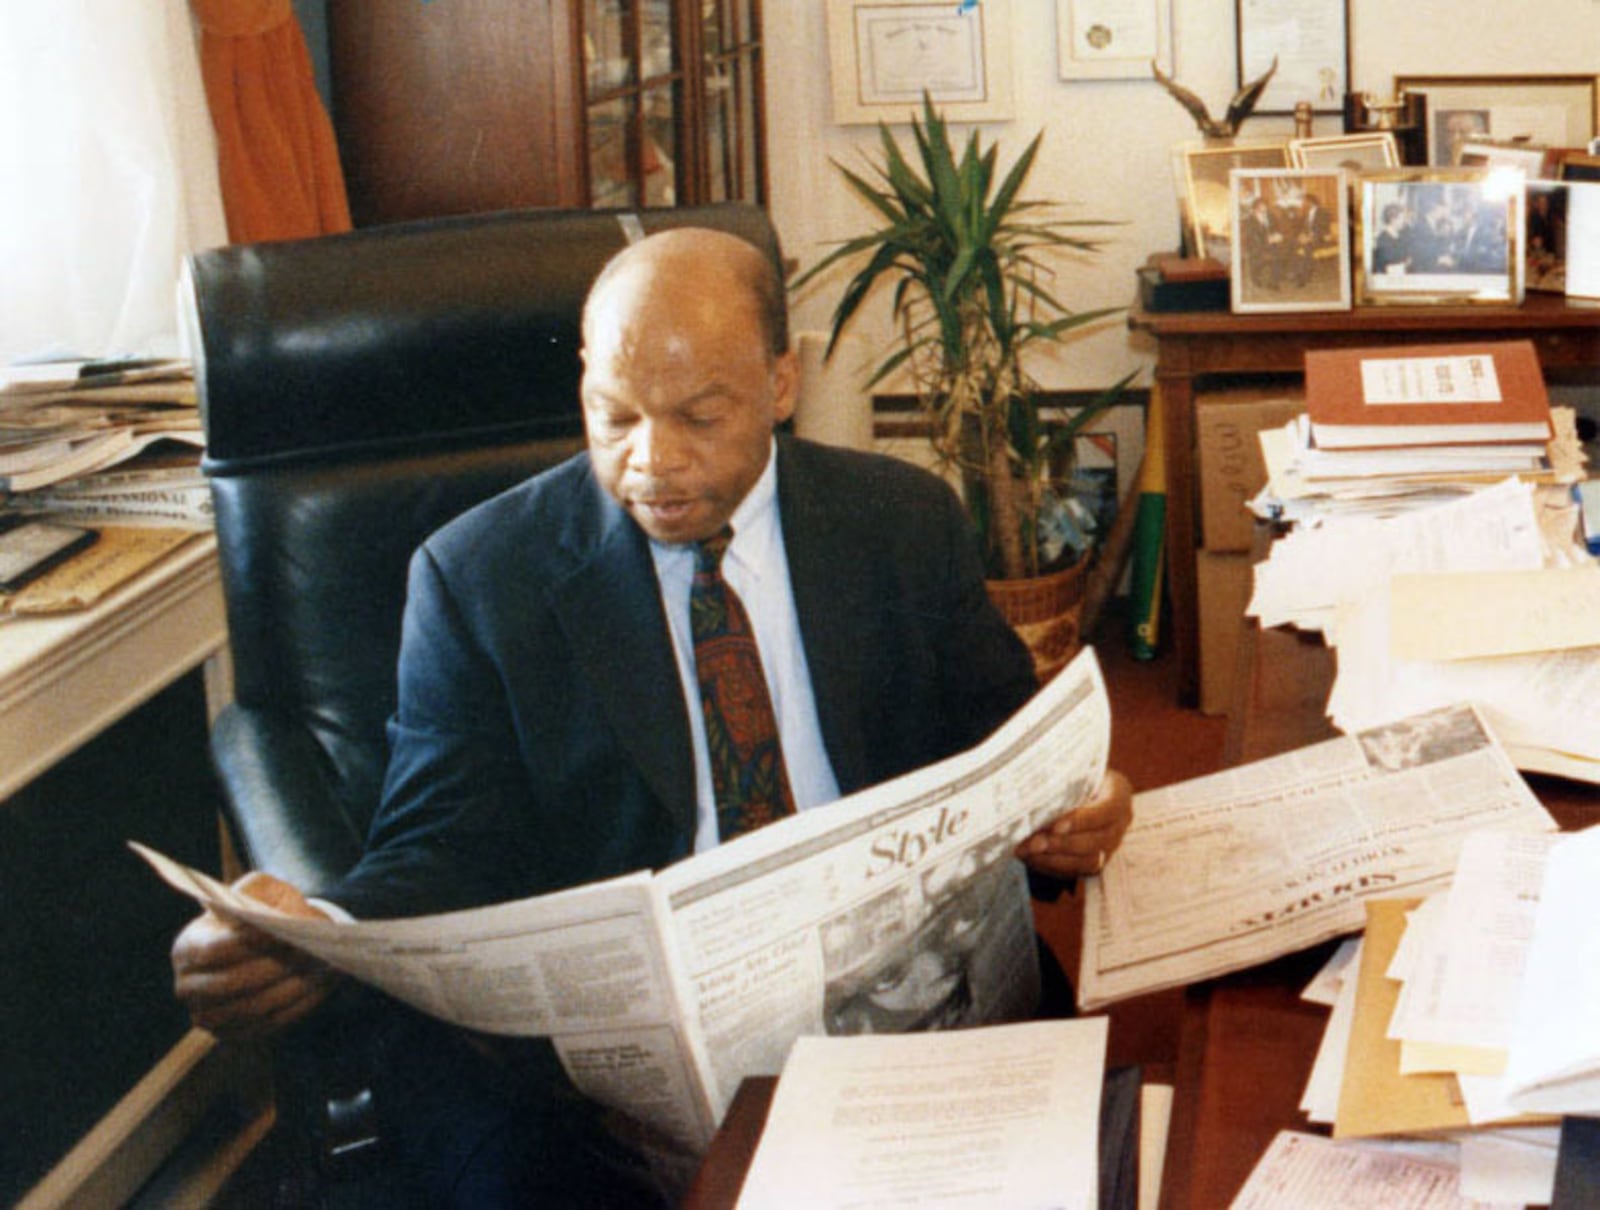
[691,526,796,840]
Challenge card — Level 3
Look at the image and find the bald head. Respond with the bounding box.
[577,226,800,545]
[581,228,788,359]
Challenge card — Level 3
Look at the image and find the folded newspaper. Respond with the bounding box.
[135,646,1111,1155]
[1078,702,1558,1011]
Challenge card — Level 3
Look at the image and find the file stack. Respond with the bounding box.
[0,357,209,529]
[1255,340,1583,526]
[1290,825,1600,1206]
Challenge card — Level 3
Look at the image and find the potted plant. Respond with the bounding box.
[795,96,1133,676]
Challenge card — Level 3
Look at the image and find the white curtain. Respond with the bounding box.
[0,1,228,364]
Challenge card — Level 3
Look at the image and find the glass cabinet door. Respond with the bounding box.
[581,0,762,209]
[583,0,685,208]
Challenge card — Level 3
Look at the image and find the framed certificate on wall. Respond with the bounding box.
[1236,0,1349,115]
[826,0,1015,124]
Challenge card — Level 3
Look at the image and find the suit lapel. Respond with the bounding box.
[777,439,873,793]
[549,475,697,839]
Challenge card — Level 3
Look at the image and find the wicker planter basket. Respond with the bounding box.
[986,558,1089,684]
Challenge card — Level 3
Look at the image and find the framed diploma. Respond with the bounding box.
[826,0,1015,125]
[1236,0,1349,115]
[1057,0,1172,80]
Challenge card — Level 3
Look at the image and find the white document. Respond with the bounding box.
[1300,939,1361,1124]
[1457,1126,1559,1207]
[1503,823,1600,1114]
[1385,831,1557,1058]
[1302,935,1361,1007]
[1249,477,1544,635]
[1078,703,1556,1010]
[735,1018,1107,1210]
[136,645,1112,1154]
[1229,1131,1498,1209]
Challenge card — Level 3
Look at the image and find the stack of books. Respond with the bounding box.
[0,357,209,528]
[1256,340,1584,524]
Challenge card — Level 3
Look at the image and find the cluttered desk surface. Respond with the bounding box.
[683,601,1600,1209]
[1160,608,1600,1208]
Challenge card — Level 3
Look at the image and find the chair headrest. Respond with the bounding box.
[185,203,784,474]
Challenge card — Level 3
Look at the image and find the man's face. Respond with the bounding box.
[581,258,797,545]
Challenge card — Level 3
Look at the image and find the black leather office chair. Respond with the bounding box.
[182,202,784,1202]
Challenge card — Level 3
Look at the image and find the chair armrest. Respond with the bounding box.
[209,703,367,893]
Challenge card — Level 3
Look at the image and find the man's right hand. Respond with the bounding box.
[171,872,338,1039]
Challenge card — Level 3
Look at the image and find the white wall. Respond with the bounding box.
[767,0,1600,391]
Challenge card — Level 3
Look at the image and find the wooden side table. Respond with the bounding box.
[1128,293,1600,704]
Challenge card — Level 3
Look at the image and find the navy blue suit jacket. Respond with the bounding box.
[329,435,1037,919]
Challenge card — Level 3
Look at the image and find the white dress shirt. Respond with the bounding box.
[648,443,840,851]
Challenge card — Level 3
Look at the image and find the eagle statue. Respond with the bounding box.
[1151,57,1279,140]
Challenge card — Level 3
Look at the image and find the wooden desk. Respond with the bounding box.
[1157,613,1600,1208]
[0,537,261,1208]
[1127,294,1600,705]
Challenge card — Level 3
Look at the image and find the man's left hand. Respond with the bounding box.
[1015,769,1133,880]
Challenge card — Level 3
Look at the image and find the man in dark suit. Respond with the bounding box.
[171,228,1133,1204]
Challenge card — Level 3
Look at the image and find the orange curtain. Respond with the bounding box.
[190,0,350,243]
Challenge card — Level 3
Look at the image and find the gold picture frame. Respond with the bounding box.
[1356,168,1525,306]
[1394,74,1600,167]
[1229,168,1351,313]
[1288,132,1399,173]
[1179,140,1291,262]
[826,0,1015,125]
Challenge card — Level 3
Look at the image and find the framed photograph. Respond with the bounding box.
[826,0,1015,125]
[1057,0,1172,80]
[1566,181,1600,300]
[1236,0,1349,115]
[1394,75,1600,167]
[1229,168,1351,312]
[1180,140,1291,262]
[1559,153,1600,183]
[1356,169,1525,305]
[1458,140,1552,180]
[1524,180,1568,293]
[1288,132,1399,172]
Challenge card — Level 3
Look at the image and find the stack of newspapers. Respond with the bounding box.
[0,356,209,529]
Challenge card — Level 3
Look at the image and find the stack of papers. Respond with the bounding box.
[736,1019,1108,1209]
[0,357,205,526]
[1249,475,1600,783]
[1290,825,1600,1205]
[1253,406,1585,527]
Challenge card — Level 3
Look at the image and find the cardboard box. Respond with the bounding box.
[1197,549,1254,716]
[1197,389,1305,552]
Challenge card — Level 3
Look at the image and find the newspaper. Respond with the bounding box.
[136,645,1110,1154]
[1078,703,1557,1012]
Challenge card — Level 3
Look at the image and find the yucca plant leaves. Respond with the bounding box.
[796,93,1133,578]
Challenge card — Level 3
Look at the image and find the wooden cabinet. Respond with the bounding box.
[328,0,766,227]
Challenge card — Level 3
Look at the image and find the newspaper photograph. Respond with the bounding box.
[1078,703,1558,1011]
[135,645,1112,1153]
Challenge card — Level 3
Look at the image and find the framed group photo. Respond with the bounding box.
[1229,168,1351,312]
[1395,74,1599,167]
[1356,169,1525,305]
